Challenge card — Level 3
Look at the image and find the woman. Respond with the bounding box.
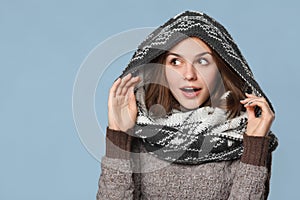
[97,11,278,199]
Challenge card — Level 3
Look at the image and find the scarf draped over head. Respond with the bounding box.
[119,10,278,164]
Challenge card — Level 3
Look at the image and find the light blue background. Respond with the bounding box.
[1,0,299,199]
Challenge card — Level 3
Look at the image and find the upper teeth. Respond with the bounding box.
[183,88,197,91]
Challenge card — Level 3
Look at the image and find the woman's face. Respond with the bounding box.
[165,37,219,110]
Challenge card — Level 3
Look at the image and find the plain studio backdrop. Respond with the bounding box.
[1,0,299,199]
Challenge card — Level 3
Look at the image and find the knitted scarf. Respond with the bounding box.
[133,89,278,164]
[119,11,278,164]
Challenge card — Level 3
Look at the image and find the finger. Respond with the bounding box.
[245,93,259,97]
[108,79,121,113]
[240,93,266,102]
[244,99,274,120]
[244,99,266,108]
[244,94,269,105]
[127,86,138,123]
[244,103,256,119]
[240,96,261,105]
[243,96,267,106]
[109,78,121,98]
[121,76,140,96]
[127,86,137,104]
[116,73,132,96]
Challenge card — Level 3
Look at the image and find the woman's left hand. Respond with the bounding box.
[240,93,275,137]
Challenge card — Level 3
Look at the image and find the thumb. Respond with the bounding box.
[128,86,136,104]
[245,104,256,120]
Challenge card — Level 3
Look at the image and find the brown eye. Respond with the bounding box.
[170,58,181,66]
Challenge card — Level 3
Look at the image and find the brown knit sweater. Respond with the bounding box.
[97,128,272,200]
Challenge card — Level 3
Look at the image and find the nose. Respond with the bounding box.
[183,63,197,81]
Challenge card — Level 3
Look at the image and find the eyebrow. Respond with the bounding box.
[166,51,213,58]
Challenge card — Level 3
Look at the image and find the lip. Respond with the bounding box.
[180,87,201,98]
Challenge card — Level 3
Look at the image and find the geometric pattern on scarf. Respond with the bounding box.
[134,102,278,165]
[121,10,274,112]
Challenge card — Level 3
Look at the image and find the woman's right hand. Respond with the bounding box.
[108,73,141,132]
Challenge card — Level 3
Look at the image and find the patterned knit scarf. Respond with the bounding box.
[119,10,279,164]
[133,90,278,164]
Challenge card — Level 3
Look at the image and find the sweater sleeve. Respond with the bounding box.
[228,134,272,200]
[96,128,134,200]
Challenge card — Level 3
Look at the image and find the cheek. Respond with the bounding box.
[198,67,218,89]
[165,67,180,86]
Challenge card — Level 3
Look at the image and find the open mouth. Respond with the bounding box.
[180,87,201,98]
[180,87,201,92]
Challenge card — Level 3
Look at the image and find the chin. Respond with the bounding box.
[179,103,201,111]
